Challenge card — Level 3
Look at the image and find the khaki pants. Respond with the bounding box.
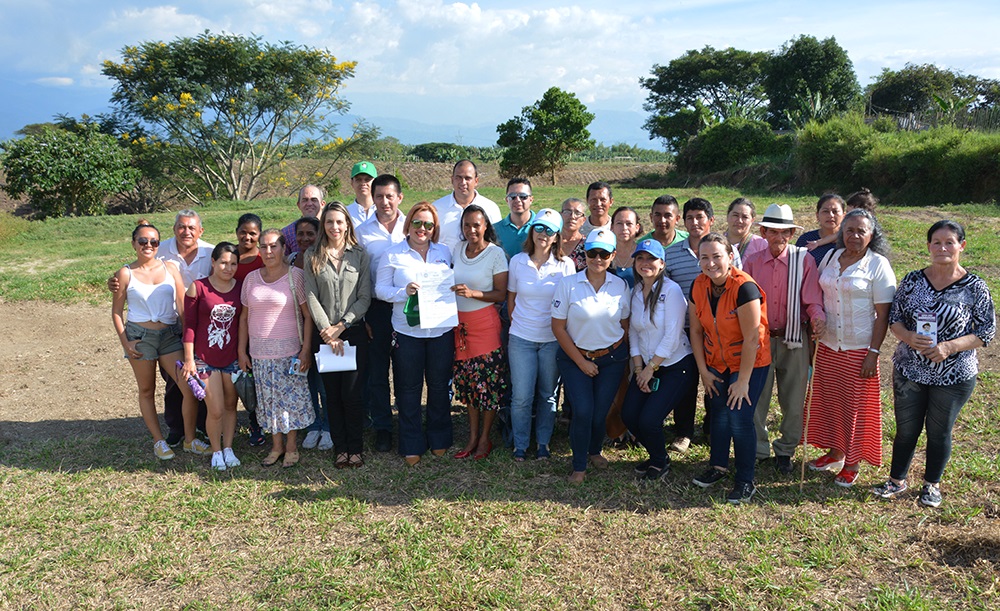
[754,337,809,459]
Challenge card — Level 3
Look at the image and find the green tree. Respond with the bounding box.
[101,31,359,203]
[640,46,768,149]
[1,126,140,218]
[764,35,861,128]
[866,63,992,115]
[496,87,595,184]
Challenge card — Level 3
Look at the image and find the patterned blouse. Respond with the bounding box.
[890,270,996,386]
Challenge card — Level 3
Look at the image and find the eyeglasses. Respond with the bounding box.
[561,209,585,219]
[506,192,531,201]
[260,243,282,251]
[411,220,435,230]
[586,249,613,260]
[136,237,160,247]
[532,225,557,236]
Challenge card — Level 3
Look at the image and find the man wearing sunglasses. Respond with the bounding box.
[433,159,502,250]
[495,177,537,261]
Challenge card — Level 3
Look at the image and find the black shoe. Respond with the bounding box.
[643,462,671,483]
[375,430,392,453]
[248,427,265,447]
[165,430,184,447]
[693,467,728,488]
[727,481,757,504]
[775,455,794,475]
[633,459,653,475]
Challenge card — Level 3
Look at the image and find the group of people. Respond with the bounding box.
[112,161,995,508]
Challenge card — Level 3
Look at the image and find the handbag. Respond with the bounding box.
[232,368,257,412]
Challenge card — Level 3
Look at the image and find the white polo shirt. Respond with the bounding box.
[551,271,630,351]
[347,200,376,229]
[629,278,692,367]
[452,242,508,313]
[158,237,214,289]
[374,239,453,338]
[432,191,503,251]
[356,211,406,286]
[508,252,576,343]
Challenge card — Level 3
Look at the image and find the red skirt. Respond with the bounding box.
[803,343,883,466]
[454,306,501,361]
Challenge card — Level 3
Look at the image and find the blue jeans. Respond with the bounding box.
[392,331,455,456]
[557,341,629,471]
[706,365,770,485]
[891,369,976,484]
[508,334,560,452]
[365,299,394,432]
[621,354,697,469]
[306,366,330,433]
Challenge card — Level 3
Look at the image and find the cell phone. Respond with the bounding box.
[649,377,660,392]
[288,357,308,376]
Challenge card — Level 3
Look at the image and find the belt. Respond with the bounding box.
[577,337,625,360]
[769,329,785,338]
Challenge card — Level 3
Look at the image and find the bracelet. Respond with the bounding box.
[867,347,880,355]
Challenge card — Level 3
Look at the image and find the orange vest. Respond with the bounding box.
[692,268,771,372]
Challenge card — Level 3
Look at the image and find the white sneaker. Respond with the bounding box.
[302,430,321,449]
[223,447,241,468]
[318,431,334,451]
[154,439,175,460]
[211,451,227,471]
[183,438,212,455]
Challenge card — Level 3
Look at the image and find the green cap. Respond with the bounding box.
[351,161,377,178]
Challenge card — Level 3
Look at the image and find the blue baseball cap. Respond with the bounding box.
[632,238,665,260]
[584,228,616,252]
[531,208,563,234]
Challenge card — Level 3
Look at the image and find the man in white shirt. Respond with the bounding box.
[346,161,377,229]
[432,159,502,250]
[580,181,613,236]
[356,174,406,452]
[281,184,325,256]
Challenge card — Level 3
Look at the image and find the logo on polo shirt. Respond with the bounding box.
[552,299,561,308]
[658,293,666,302]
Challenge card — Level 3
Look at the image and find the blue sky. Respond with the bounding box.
[1,0,998,145]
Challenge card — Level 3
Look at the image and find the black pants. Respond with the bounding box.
[320,325,370,455]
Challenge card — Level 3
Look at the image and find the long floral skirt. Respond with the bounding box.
[454,307,508,412]
[253,356,315,434]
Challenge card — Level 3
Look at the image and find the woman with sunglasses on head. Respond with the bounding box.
[112,220,203,461]
[552,228,631,483]
[304,202,371,469]
[450,204,509,460]
[375,202,455,466]
[180,242,243,471]
[507,209,575,461]
[560,198,589,272]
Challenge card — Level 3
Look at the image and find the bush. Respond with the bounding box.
[0,126,140,218]
[793,113,876,190]
[676,118,789,173]
[409,142,473,163]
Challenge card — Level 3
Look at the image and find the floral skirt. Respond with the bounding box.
[253,356,315,434]
[454,347,509,412]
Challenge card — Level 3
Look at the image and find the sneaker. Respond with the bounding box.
[375,430,392,453]
[183,438,211,455]
[774,455,794,475]
[211,451,227,471]
[248,427,265,447]
[919,483,942,508]
[153,439,175,460]
[669,437,691,453]
[643,463,671,483]
[302,430,321,449]
[223,447,241,468]
[634,459,653,475]
[693,467,728,488]
[318,431,334,451]
[165,430,184,447]
[727,481,757,504]
[834,468,859,488]
[872,479,907,499]
[808,454,845,472]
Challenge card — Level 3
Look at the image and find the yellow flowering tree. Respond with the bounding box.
[102,32,358,202]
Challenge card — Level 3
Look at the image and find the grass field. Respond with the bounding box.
[0,185,998,609]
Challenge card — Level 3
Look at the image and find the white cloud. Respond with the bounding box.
[34,77,74,87]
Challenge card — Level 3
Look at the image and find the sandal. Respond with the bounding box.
[261,451,283,467]
[348,453,364,468]
[282,451,300,468]
[335,452,349,469]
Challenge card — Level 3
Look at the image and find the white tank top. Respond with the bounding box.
[125,261,178,324]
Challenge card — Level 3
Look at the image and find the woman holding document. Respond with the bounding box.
[375,202,455,466]
[304,202,372,469]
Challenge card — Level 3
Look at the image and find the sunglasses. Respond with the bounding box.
[506,192,531,202]
[411,220,435,230]
[136,237,160,247]
[586,249,613,260]
[532,225,557,236]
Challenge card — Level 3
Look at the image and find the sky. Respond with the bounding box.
[1,0,998,146]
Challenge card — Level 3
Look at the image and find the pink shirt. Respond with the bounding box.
[241,267,306,359]
[743,245,825,330]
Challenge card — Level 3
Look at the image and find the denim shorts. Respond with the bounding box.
[195,358,240,375]
[124,321,183,360]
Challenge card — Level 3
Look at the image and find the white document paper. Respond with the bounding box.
[417,268,459,329]
[316,342,358,372]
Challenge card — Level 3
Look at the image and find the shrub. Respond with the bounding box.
[409,142,473,163]
[793,113,876,190]
[676,118,788,173]
[1,126,140,218]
